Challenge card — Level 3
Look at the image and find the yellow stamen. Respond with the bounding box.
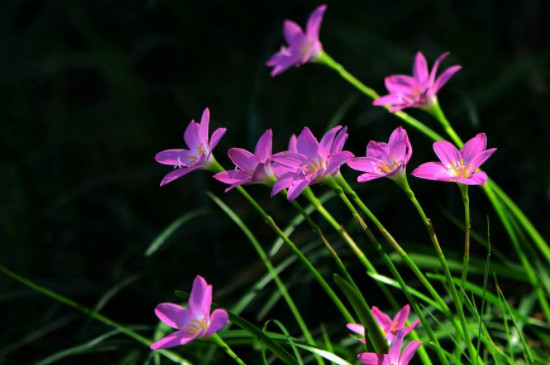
[378,155,400,173]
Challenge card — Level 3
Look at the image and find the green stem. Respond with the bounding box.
[0,263,192,365]
[424,99,464,146]
[209,333,247,365]
[458,183,471,306]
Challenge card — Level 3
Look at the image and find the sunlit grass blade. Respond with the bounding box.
[263,320,304,365]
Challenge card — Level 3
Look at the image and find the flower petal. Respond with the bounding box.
[283,20,305,45]
[188,276,212,318]
[155,149,192,166]
[287,177,310,200]
[357,172,384,183]
[213,170,252,191]
[209,128,227,152]
[434,65,462,93]
[199,108,210,144]
[413,51,429,85]
[459,171,488,185]
[319,125,342,159]
[160,166,200,186]
[357,353,390,365]
[389,329,405,363]
[400,341,423,365]
[366,141,389,161]
[468,148,496,171]
[460,133,487,164]
[373,94,406,107]
[228,148,257,172]
[288,134,298,153]
[347,157,380,174]
[306,4,327,41]
[385,75,416,94]
[428,52,450,87]
[272,152,308,170]
[296,127,320,158]
[388,126,412,165]
[433,140,461,167]
[150,331,197,350]
[346,323,365,336]
[371,306,392,331]
[254,129,273,162]
[411,162,454,182]
[204,308,229,337]
[271,172,295,197]
[184,121,201,149]
[392,305,410,330]
[327,151,353,174]
[154,303,190,329]
[267,51,298,77]
[404,319,421,337]
[331,126,348,153]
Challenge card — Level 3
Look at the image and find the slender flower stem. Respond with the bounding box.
[209,159,354,324]
[0,263,192,365]
[395,175,476,361]
[458,183,471,306]
[209,333,247,365]
[424,99,463,147]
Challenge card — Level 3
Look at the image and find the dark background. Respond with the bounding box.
[1,0,549,363]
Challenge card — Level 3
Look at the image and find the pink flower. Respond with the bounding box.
[155,108,226,186]
[267,5,327,76]
[373,51,462,112]
[412,133,496,185]
[213,129,276,191]
[346,127,412,182]
[271,126,353,200]
[347,304,420,345]
[151,275,228,350]
[358,329,422,365]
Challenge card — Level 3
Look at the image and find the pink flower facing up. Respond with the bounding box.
[151,275,228,350]
[358,329,422,365]
[373,51,462,112]
[347,305,420,345]
[213,129,276,191]
[271,126,353,200]
[267,5,327,76]
[347,127,412,183]
[412,133,496,185]
[155,108,226,186]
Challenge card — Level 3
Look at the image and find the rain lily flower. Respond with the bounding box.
[151,275,228,350]
[213,129,277,191]
[155,108,226,186]
[412,133,496,185]
[373,51,462,112]
[347,127,412,182]
[347,304,420,344]
[267,5,327,76]
[358,329,422,365]
[271,126,353,200]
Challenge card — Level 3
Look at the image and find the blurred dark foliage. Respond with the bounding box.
[1,0,549,363]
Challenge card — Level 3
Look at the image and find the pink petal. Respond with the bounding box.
[213,170,251,191]
[392,305,410,331]
[413,51,429,85]
[428,52,450,87]
[346,323,365,336]
[296,127,320,158]
[371,306,392,331]
[228,148,258,172]
[306,5,327,41]
[331,126,348,153]
[184,121,201,149]
[357,172,384,183]
[283,20,305,46]
[404,319,421,337]
[199,108,210,143]
[388,127,412,165]
[433,140,461,167]
[458,171,488,185]
[209,128,227,152]
[267,51,296,77]
[399,341,422,365]
[327,151,353,174]
[347,157,380,174]
[271,172,295,197]
[288,134,298,153]
[188,276,212,318]
[254,129,273,162]
[385,75,416,94]
[154,303,190,329]
[319,126,342,159]
[388,329,404,363]
[468,148,496,171]
[287,178,310,200]
[272,152,308,170]
[411,162,454,182]
[366,141,389,161]
[357,353,390,365]
[434,65,461,93]
[373,94,405,107]
[160,166,200,186]
[204,308,229,337]
[150,331,197,350]
[460,133,487,164]
[155,149,191,166]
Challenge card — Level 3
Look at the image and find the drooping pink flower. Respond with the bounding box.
[358,329,422,365]
[267,5,327,76]
[155,108,226,186]
[151,275,228,350]
[347,127,412,182]
[412,133,496,185]
[271,126,353,200]
[373,51,462,112]
[347,304,420,345]
[213,129,277,191]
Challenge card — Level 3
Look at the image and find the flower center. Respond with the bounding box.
[378,155,400,173]
[183,318,207,335]
[302,155,324,174]
[448,159,472,179]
